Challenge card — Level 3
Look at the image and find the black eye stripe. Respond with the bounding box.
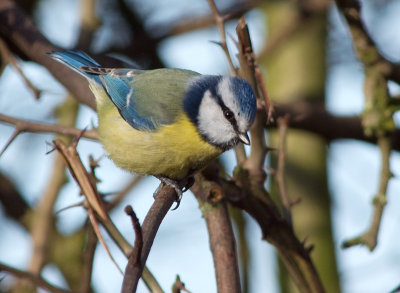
[215,94,239,131]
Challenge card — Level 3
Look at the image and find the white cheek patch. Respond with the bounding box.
[197,90,236,144]
[217,77,251,133]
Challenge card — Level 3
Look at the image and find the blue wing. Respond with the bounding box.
[49,51,102,84]
[99,72,159,130]
[50,51,199,131]
[98,69,199,130]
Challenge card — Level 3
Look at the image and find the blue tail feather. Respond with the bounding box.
[49,50,101,83]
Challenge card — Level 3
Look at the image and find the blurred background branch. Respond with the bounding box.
[0,0,400,292]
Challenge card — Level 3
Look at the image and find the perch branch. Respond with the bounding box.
[53,138,164,292]
[192,173,242,293]
[214,15,325,292]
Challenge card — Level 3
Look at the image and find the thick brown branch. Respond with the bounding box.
[192,174,241,293]
[271,101,400,151]
[225,178,324,293]
[199,163,324,293]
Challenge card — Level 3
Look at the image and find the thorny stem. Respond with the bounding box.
[53,139,164,292]
[207,0,237,75]
[0,113,98,158]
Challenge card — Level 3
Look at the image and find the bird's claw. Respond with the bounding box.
[181,176,195,192]
[155,176,194,210]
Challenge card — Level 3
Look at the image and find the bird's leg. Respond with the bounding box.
[154,176,195,210]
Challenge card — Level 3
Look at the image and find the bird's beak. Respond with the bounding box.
[238,132,250,145]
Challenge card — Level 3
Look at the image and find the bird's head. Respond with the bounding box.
[184,75,257,151]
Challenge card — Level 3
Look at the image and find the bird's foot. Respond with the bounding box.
[154,176,195,210]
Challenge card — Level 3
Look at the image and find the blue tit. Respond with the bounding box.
[50,51,257,201]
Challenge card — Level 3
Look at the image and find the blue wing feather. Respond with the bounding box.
[49,51,101,84]
[100,75,157,130]
[50,50,198,131]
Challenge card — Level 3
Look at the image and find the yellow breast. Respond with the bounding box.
[95,90,222,179]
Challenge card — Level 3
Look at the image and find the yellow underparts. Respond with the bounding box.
[94,87,222,180]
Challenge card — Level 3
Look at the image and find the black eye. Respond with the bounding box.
[223,109,234,120]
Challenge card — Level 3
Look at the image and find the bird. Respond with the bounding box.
[50,50,257,207]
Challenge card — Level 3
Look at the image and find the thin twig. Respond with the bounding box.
[236,17,268,178]
[0,129,19,157]
[207,0,237,75]
[0,263,73,293]
[121,205,143,293]
[87,207,123,274]
[155,2,255,39]
[254,66,274,123]
[108,175,143,210]
[342,137,392,250]
[0,38,41,99]
[0,113,98,157]
[53,138,164,291]
[53,138,108,221]
[79,226,97,293]
[276,115,291,224]
[53,138,124,274]
[27,96,77,280]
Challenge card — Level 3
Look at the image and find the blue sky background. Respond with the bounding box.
[1,0,400,292]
